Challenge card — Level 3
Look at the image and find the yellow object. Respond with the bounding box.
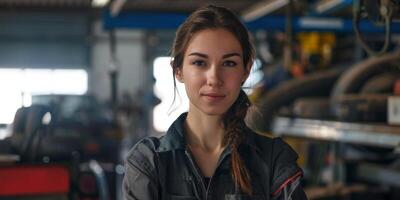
[297,32,336,69]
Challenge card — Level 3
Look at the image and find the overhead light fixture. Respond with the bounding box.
[314,0,352,14]
[92,0,110,7]
[242,0,289,22]
[110,0,127,16]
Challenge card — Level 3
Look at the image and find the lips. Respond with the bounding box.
[203,93,225,97]
[202,92,226,102]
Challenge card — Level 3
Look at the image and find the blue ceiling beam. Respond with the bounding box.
[246,16,400,33]
[102,9,400,33]
[102,10,187,30]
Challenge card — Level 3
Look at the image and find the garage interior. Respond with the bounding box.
[0,0,399,199]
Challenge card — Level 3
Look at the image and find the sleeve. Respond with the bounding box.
[271,176,307,200]
[270,138,308,200]
[123,140,159,200]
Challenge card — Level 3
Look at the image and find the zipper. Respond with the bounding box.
[205,147,230,199]
[185,149,207,199]
[185,147,231,200]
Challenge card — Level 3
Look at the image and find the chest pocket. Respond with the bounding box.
[166,177,198,198]
[225,194,265,200]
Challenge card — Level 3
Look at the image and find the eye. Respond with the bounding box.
[223,60,237,67]
[192,60,206,67]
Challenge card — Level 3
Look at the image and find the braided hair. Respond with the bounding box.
[223,89,252,194]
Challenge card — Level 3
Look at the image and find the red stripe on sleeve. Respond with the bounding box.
[272,171,303,197]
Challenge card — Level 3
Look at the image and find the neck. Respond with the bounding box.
[184,110,226,152]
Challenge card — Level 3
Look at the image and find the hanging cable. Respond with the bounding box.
[353,0,393,56]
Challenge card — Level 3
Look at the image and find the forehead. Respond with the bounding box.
[185,28,242,56]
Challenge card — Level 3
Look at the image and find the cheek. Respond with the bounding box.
[182,70,203,92]
[225,72,245,87]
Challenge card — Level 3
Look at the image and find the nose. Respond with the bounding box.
[206,64,222,87]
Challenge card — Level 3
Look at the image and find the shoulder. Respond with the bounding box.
[246,130,298,165]
[125,136,162,176]
[246,130,303,195]
[267,137,301,184]
[271,137,299,164]
[127,136,160,158]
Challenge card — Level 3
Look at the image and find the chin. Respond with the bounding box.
[190,100,234,116]
[200,107,229,116]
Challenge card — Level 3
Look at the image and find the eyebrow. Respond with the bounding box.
[188,52,208,58]
[188,52,241,59]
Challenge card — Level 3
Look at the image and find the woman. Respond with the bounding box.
[123,5,307,200]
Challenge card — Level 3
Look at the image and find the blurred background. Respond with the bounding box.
[0,0,399,199]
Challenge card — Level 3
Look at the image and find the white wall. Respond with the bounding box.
[90,20,147,102]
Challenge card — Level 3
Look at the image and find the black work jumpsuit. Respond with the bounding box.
[123,113,308,200]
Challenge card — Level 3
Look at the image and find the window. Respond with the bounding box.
[0,68,87,125]
[243,59,263,94]
[153,57,189,133]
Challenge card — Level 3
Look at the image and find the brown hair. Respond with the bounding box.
[170,5,255,194]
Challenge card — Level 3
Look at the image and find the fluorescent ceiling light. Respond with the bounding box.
[92,0,110,7]
[242,0,289,22]
[111,0,127,16]
[315,0,350,14]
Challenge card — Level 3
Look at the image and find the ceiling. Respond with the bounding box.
[0,0,355,21]
[0,0,92,9]
[0,0,309,14]
[0,0,258,11]
[119,0,262,13]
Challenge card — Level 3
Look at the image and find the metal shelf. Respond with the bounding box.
[357,163,400,187]
[272,117,400,148]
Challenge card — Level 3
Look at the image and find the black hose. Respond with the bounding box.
[249,69,343,132]
[331,50,400,96]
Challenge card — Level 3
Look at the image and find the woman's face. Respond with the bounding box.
[176,28,251,116]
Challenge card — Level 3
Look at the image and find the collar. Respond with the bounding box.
[157,112,260,153]
[157,112,187,152]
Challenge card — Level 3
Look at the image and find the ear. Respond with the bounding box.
[242,62,253,83]
[175,68,184,83]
